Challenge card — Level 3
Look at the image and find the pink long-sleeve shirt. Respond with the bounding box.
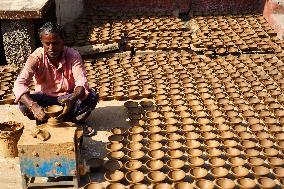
[13,47,89,103]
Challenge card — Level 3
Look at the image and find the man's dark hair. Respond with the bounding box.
[38,22,65,40]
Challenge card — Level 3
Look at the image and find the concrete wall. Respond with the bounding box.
[55,0,84,26]
[263,0,284,37]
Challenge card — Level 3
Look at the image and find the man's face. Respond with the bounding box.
[41,33,64,60]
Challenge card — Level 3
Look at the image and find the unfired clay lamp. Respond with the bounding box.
[44,105,64,127]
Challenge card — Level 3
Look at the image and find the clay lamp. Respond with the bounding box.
[209,157,226,167]
[205,140,220,148]
[148,119,161,127]
[147,171,166,183]
[223,139,238,148]
[168,169,186,182]
[124,160,143,170]
[147,126,162,134]
[274,132,284,140]
[256,132,271,140]
[200,125,214,132]
[166,133,182,141]
[148,150,165,160]
[211,167,229,178]
[188,157,205,167]
[220,131,235,140]
[248,157,265,166]
[181,125,195,132]
[181,117,195,126]
[106,142,124,152]
[263,147,279,157]
[165,125,179,133]
[268,157,284,167]
[174,182,193,189]
[128,126,144,134]
[237,178,256,189]
[197,118,211,125]
[207,147,223,157]
[128,134,144,142]
[167,159,185,170]
[167,149,184,159]
[201,129,218,140]
[185,139,202,149]
[179,111,191,118]
[213,116,226,125]
[106,183,125,189]
[231,166,250,178]
[125,171,144,184]
[84,182,103,189]
[129,184,148,189]
[229,156,246,167]
[278,141,284,149]
[216,178,235,189]
[190,167,208,179]
[259,139,274,148]
[163,112,176,119]
[274,109,284,117]
[241,140,257,149]
[167,141,183,150]
[216,124,230,131]
[242,110,255,117]
[252,166,270,178]
[272,167,284,178]
[146,112,160,119]
[175,105,188,112]
[257,177,276,189]
[147,133,163,142]
[108,135,124,143]
[127,150,145,160]
[153,183,172,189]
[111,127,127,135]
[225,147,241,157]
[239,131,253,140]
[104,170,124,182]
[234,125,247,132]
[145,159,164,171]
[196,179,214,189]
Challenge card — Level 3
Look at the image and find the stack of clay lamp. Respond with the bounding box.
[102,52,284,188]
[0,67,20,104]
[192,14,284,56]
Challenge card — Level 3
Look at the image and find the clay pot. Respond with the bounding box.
[273,167,284,178]
[127,150,145,160]
[174,182,193,189]
[237,178,256,189]
[168,169,186,181]
[128,126,144,134]
[195,179,214,189]
[252,166,270,177]
[148,150,165,160]
[223,139,238,148]
[147,171,166,183]
[188,157,205,167]
[205,140,220,148]
[165,125,179,133]
[128,134,144,142]
[167,159,185,169]
[263,147,279,157]
[257,177,276,189]
[231,166,249,177]
[147,142,162,150]
[166,133,182,141]
[248,157,265,166]
[146,159,164,171]
[106,142,123,152]
[146,112,160,119]
[209,157,226,167]
[124,160,143,170]
[84,182,103,189]
[148,119,161,127]
[228,156,246,167]
[153,183,172,189]
[104,170,124,182]
[167,141,183,150]
[185,140,201,149]
[106,183,125,189]
[167,149,183,159]
[216,178,235,189]
[107,151,125,160]
[190,167,208,179]
[220,131,235,139]
[241,140,257,149]
[126,142,143,151]
[125,171,144,183]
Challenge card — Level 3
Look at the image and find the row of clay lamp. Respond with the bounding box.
[103,101,283,188]
[84,52,284,102]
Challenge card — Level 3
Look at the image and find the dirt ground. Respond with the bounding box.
[0,100,131,189]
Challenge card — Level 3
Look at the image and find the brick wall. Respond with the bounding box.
[85,0,191,13]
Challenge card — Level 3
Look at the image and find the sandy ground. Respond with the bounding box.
[0,100,130,189]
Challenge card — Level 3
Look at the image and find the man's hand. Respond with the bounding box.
[57,97,76,119]
[30,103,47,122]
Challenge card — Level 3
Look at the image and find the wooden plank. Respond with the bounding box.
[0,0,51,19]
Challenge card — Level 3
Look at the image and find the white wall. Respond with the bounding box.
[55,0,84,26]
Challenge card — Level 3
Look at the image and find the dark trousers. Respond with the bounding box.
[19,89,99,124]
